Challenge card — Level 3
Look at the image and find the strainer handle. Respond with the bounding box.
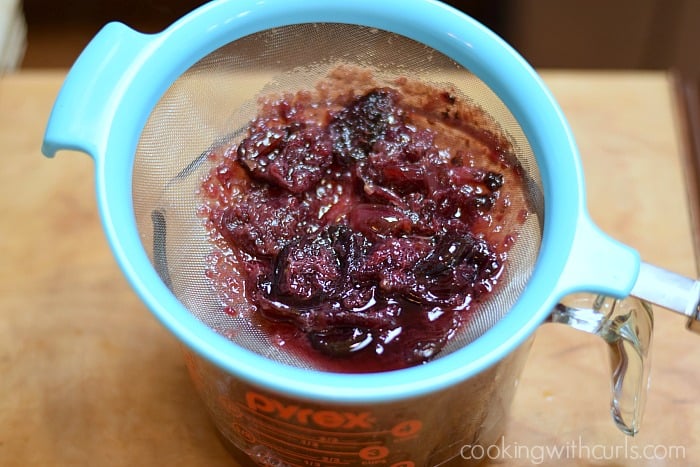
[554,214,641,300]
[549,293,653,436]
[631,262,700,332]
[42,22,151,159]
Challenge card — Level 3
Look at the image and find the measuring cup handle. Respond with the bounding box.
[548,293,653,436]
[42,22,152,159]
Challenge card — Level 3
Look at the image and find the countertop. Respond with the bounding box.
[1,70,698,466]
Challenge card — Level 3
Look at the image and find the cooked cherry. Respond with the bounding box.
[416,231,476,277]
[238,121,332,193]
[271,233,342,304]
[329,89,403,165]
[201,79,524,372]
[485,171,504,191]
[309,327,374,356]
[217,189,309,257]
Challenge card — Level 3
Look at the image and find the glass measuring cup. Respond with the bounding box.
[181,294,651,466]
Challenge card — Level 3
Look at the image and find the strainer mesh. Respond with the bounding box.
[132,23,543,370]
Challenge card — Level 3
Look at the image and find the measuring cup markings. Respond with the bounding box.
[185,352,416,465]
[184,351,415,464]
[181,331,528,466]
[215,388,424,466]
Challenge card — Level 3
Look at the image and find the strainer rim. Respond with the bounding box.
[82,0,586,402]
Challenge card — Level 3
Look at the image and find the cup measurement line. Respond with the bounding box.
[241,424,368,457]
[257,441,356,466]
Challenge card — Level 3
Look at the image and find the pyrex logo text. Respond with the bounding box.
[246,391,376,430]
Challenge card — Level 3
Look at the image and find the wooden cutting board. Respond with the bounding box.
[0,70,697,466]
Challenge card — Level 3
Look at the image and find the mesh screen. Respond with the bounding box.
[132,24,543,370]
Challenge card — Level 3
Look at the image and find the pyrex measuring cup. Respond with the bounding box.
[180,294,651,466]
[41,0,698,465]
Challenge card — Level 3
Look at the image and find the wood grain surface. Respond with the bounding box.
[0,70,697,466]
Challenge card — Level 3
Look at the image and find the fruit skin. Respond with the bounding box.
[238,121,333,194]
